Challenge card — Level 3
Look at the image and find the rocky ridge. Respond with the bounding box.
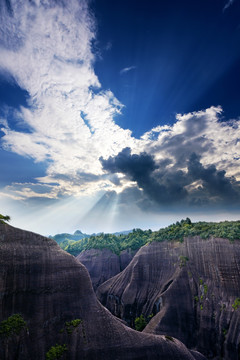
[0,223,204,359]
[97,237,240,359]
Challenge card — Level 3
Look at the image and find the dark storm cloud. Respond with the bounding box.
[100,148,240,209]
[187,153,239,203]
[153,132,211,169]
[100,147,157,179]
[148,113,217,169]
[100,147,187,205]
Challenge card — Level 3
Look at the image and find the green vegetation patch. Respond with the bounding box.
[134,314,147,331]
[65,319,82,334]
[60,319,83,335]
[134,313,154,331]
[232,298,240,310]
[203,284,208,295]
[46,344,67,360]
[62,219,240,256]
[179,255,189,267]
[222,328,228,338]
[150,219,240,243]
[65,229,152,256]
[0,314,27,338]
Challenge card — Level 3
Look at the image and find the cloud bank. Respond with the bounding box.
[0,0,134,197]
[101,106,240,210]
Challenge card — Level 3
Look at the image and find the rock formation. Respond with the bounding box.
[76,248,136,290]
[97,237,240,359]
[0,223,204,359]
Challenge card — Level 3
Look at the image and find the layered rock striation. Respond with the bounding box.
[0,223,203,359]
[97,237,240,359]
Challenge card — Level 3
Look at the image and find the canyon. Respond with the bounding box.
[0,223,205,359]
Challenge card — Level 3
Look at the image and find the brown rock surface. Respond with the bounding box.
[76,248,136,290]
[97,238,240,359]
[0,223,203,360]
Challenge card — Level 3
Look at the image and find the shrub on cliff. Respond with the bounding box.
[46,344,67,360]
[0,214,11,224]
[0,314,26,338]
[134,314,147,331]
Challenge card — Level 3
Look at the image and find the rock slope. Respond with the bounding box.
[76,248,136,290]
[0,223,203,360]
[97,237,240,359]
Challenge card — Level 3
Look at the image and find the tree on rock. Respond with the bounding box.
[134,314,147,331]
[0,214,11,224]
[0,314,27,359]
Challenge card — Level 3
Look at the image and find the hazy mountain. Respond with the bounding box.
[49,229,91,244]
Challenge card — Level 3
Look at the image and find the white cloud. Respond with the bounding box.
[120,66,136,75]
[0,0,136,200]
[0,191,24,201]
[140,106,240,180]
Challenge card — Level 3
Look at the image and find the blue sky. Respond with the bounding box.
[0,0,240,235]
[93,0,240,136]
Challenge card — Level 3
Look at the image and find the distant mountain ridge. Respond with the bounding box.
[50,229,132,243]
[49,229,90,244]
[50,229,133,254]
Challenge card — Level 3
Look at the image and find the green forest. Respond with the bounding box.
[61,219,240,256]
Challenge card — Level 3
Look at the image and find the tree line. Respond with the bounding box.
[63,219,240,256]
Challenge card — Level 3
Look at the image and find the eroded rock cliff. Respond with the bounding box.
[97,237,240,359]
[76,248,136,290]
[0,223,203,360]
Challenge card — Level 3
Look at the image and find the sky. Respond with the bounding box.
[0,0,240,236]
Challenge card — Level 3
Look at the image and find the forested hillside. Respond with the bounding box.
[62,219,240,256]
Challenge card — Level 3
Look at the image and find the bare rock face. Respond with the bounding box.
[0,224,203,360]
[76,249,120,290]
[97,238,240,359]
[76,248,136,290]
[120,248,137,271]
